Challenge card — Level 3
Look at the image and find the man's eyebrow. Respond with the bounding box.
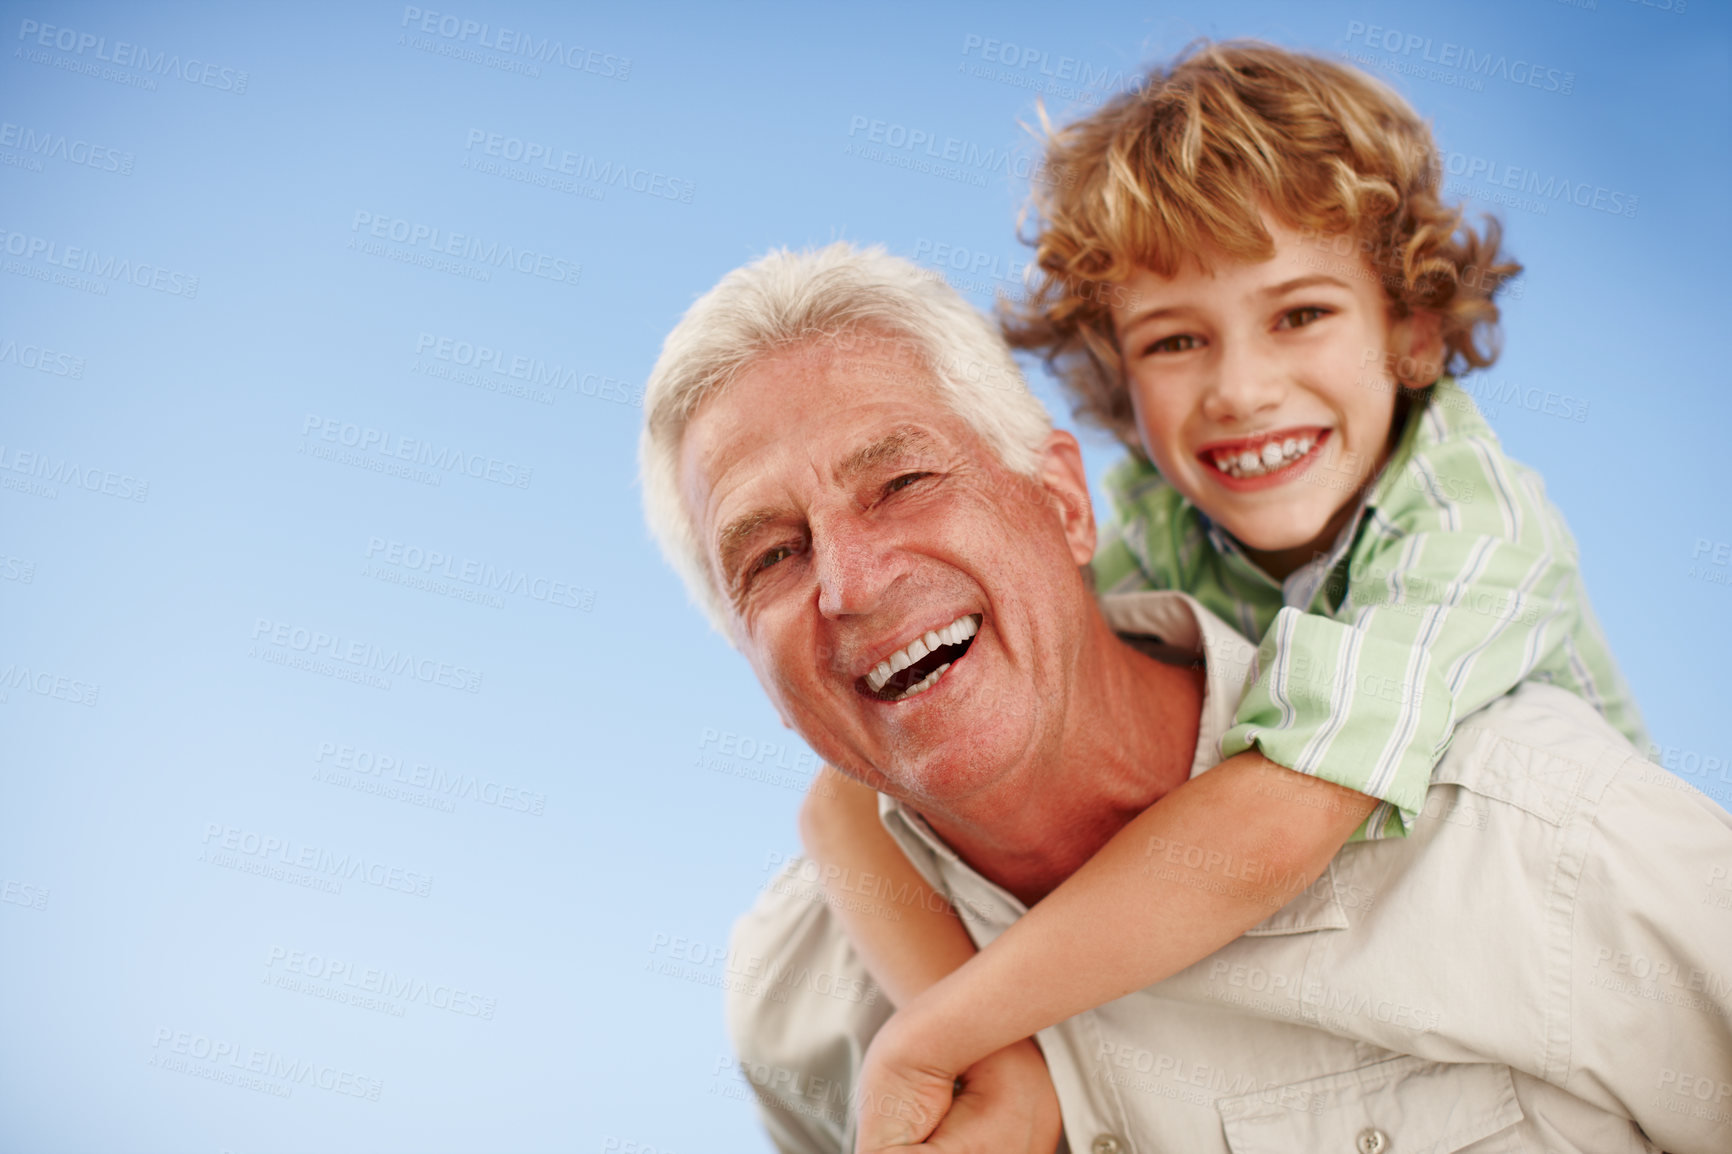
[712,427,942,582]
[837,426,942,482]
[716,508,782,579]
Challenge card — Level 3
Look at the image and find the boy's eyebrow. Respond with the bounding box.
[1260,273,1354,297]
[1120,273,1358,332]
[1117,303,1185,331]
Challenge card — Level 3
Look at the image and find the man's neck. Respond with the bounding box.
[917,604,1204,906]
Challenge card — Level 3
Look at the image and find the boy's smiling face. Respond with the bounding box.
[1112,214,1442,580]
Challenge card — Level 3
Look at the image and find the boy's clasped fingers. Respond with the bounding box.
[928,1039,1064,1153]
[854,1037,1062,1154]
[851,1031,957,1152]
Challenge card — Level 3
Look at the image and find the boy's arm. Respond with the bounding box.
[797,765,981,1006]
[800,768,1063,1153]
[858,748,1375,1090]
[1228,394,1644,841]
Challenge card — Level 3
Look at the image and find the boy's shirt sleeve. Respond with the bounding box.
[1220,383,1587,840]
[1094,454,1177,594]
[1095,454,1281,644]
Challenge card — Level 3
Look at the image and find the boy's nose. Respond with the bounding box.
[1200,349,1285,423]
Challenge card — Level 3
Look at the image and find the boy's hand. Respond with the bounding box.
[853,1017,1061,1153]
[925,1039,1063,1153]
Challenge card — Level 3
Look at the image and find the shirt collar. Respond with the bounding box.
[1122,382,1458,611]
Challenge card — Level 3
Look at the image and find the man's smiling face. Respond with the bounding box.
[678,334,1095,807]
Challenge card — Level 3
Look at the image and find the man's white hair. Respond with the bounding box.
[639,242,1054,636]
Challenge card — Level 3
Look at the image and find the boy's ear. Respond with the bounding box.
[1387,310,1446,389]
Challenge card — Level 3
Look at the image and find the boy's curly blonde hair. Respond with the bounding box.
[1003,40,1522,449]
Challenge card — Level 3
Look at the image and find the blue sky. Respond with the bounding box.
[2,1,1727,1150]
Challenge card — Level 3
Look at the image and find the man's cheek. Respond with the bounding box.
[814,638,851,679]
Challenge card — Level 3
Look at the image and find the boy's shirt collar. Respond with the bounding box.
[1100,377,1475,612]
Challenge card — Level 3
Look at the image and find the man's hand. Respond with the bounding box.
[853,1016,1061,1153]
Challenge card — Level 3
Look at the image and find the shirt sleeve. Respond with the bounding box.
[1220,420,1584,840]
[1092,453,1174,595]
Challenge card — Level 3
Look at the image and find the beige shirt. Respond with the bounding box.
[724,591,1732,1154]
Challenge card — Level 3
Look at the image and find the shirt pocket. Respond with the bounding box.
[1216,1055,1524,1154]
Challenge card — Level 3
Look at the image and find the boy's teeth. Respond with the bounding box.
[865,614,980,693]
[1213,434,1318,479]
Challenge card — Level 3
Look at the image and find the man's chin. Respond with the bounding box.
[817,683,1030,803]
[863,742,1015,810]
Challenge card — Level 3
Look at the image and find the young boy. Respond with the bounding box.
[802,41,1649,1149]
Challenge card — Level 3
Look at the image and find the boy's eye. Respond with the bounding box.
[1277,306,1330,330]
[1142,333,1201,356]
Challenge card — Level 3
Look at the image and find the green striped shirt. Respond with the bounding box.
[1094,377,1648,839]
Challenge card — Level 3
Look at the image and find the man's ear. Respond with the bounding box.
[1388,309,1446,389]
[1037,429,1097,566]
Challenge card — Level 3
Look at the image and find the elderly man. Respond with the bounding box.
[640,244,1732,1154]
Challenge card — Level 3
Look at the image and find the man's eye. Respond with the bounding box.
[1278,306,1329,330]
[885,472,928,495]
[1143,333,1200,356]
[755,545,795,572]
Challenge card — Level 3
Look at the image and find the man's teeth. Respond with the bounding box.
[1214,435,1315,478]
[866,614,979,694]
[896,663,950,701]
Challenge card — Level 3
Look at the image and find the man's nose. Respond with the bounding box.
[1200,341,1284,423]
[811,522,902,619]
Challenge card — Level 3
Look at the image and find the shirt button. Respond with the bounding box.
[1355,1127,1390,1154]
[1091,1137,1124,1154]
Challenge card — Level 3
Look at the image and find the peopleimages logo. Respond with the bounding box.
[463,130,693,203]
[16,19,249,92]
[959,34,1142,90]
[0,228,198,297]
[0,444,149,502]
[845,115,1067,188]
[0,122,133,174]
[0,337,85,377]
[314,739,549,816]
[365,537,594,611]
[201,823,435,898]
[265,945,498,1019]
[398,6,630,79]
[249,617,484,694]
[1343,21,1574,94]
[413,332,641,405]
[0,662,100,706]
[300,414,534,490]
[149,1027,382,1101]
[349,211,580,286]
